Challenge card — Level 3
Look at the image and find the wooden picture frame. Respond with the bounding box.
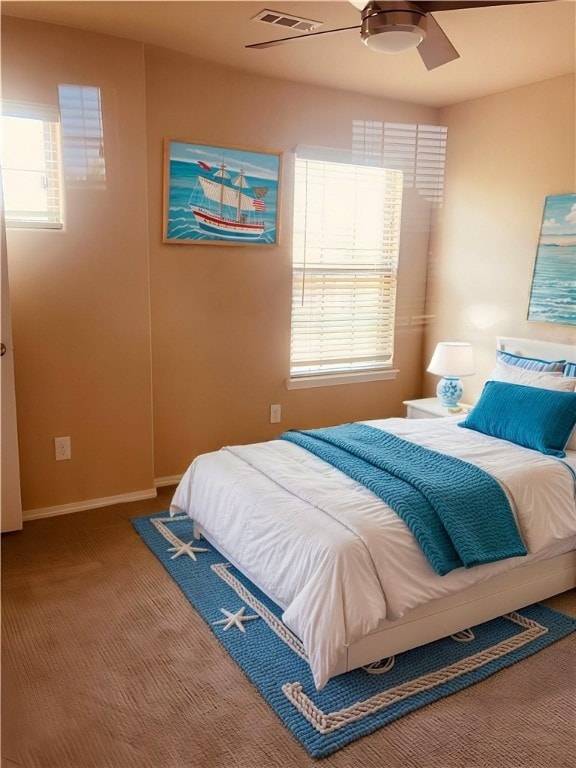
[163,138,282,246]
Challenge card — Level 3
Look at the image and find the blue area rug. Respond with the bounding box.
[132,512,576,758]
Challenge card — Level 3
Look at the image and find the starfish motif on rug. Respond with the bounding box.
[213,606,260,633]
[167,541,209,561]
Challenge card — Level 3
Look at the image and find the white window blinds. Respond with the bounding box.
[352,121,448,206]
[290,147,403,378]
[0,101,63,228]
[58,84,106,187]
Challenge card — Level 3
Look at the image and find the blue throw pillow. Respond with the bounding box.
[564,362,576,378]
[460,381,576,458]
[496,350,565,372]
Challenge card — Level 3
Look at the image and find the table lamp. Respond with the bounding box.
[427,342,475,408]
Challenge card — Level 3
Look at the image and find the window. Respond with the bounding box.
[0,101,63,228]
[58,84,106,187]
[289,146,403,385]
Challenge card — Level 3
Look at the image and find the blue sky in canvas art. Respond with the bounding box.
[165,141,280,244]
[528,194,576,326]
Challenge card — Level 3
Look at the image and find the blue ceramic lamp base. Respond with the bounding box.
[436,376,463,408]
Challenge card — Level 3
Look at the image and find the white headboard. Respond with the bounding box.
[496,336,576,362]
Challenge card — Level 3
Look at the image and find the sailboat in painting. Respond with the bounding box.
[190,160,268,240]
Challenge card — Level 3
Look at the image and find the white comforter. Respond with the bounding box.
[170,417,576,689]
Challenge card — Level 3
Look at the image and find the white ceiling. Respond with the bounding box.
[2,0,575,107]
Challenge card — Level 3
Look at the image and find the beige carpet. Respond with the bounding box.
[2,487,575,768]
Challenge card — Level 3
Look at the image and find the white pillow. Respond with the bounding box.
[490,358,574,390]
[489,357,576,451]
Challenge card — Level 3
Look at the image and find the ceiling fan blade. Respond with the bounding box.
[417,13,459,70]
[246,25,360,50]
[414,0,554,11]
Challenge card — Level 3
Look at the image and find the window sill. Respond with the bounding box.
[286,369,399,390]
[6,221,63,230]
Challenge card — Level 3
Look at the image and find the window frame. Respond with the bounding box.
[0,100,64,230]
[287,146,404,388]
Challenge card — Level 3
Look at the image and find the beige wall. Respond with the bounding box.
[424,74,576,404]
[5,19,574,509]
[145,46,438,478]
[5,18,574,510]
[2,18,154,511]
[2,18,438,507]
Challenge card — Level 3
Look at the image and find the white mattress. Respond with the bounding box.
[170,416,576,689]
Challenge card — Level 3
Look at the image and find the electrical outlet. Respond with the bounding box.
[55,436,71,461]
[269,404,281,424]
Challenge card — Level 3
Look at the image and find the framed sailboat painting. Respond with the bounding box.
[163,139,282,246]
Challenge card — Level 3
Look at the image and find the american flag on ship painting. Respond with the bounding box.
[163,139,282,245]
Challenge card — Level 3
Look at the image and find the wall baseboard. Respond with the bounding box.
[23,488,158,521]
[154,475,182,488]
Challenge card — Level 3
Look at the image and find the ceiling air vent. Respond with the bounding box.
[252,9,322,32]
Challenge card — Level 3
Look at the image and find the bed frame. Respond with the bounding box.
[197,336,576,680]
[496,335,576,362]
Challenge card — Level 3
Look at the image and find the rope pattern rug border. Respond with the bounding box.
[133,512,576,758]
[283,612,545,735]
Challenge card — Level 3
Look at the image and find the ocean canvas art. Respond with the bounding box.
[528,194,576,326]
[163,139,282,245]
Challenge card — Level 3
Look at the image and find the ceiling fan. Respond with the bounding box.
[246,1,555,71]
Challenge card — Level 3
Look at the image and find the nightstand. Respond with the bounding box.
[403,398,472,419]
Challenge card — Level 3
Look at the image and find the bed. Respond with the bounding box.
[170,337,576,690]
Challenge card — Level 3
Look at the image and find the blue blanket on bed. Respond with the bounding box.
[279,423,527,576]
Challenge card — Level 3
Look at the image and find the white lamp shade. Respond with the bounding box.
[427,342,475,378]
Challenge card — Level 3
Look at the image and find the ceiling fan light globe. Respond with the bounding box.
[361,8,427,54]
[363,27,425,53]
